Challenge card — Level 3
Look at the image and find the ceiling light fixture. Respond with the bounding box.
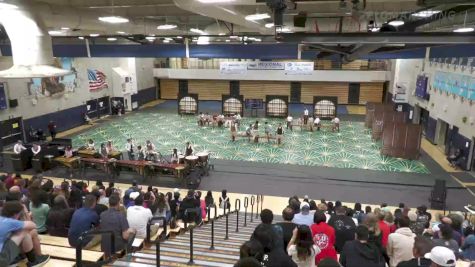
[78,36,85,40]
[225,39,231,42]
[265,23,274,28]
[230,35,239,39]
[276,27,292,33]
[0,2,18,9]
[98,16,129,24]
[164,37,173,41]
[218,32,226,36]
[145,36,156,40]
[116,31,126,34]
[48,30,63,35]
[90,33,100,37]
[61,27,70,30]
[176,36,183,39]
[198,0,235,3]
[412,10,440,18]
[245,13,270,21]
[388,20,404,27]
[454,27,474,32]
[157,24,177,30]
[197,36,210,45]
[107,37,117,41]
[190,28,206,34]
[163,39,170,43]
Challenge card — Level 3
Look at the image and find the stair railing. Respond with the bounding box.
[183,208,199,265]
[243,196,249,227]
[76,229,115,267]
[146,216,167,267]
[256,195,261,219]
[250,195,255,223]
[235,199,241,233]
[260,194,264,214]
[224,202,229,240]
[207,203,217,250]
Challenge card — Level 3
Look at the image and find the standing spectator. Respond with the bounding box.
[339,225,385,267]
[47,121,56,140]
[219,189,230,210]
[376,210,391,248]
[100,193,136,257]
[29,190,50,234]
[276,207,298,249]
[423,246,456,267]
[205,191,214,207]
[293,202,314,226]
[353,203,365,224]
[196,191,207,220]
[68,194,100,248]
[387,216,416,267]
[154,193,171,223]
[127,193,154,238]
[310,211,338,264]
[179,190,201,224]
[327,206,356,253]
[253,209,284,251]
[0,201,50,266]
[396,236,433,267]
[287,225,320,267]
[46,195,74,237]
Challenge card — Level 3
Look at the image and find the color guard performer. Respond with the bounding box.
[171,148,179,163]
[314,116,321,131]
[303,108,309,124]
[185,142,193,156]
[276,123,284,145]
[308,116,314,132]
[332,116,340,132]
[13,140,27,154]
[264,122,272,143]
[106,140,115,154]
[286,114,293,131]
[125,138,135,160]
[100,143,108,159]
[245,124,252,142]
[145,140,157,161]
[230,122,237,142]
[137,145,146,160]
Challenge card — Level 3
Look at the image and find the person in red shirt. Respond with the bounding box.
[310,210,338,265]
[377,210,391,248]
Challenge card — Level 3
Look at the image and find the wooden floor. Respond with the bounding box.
[421,138,462,173]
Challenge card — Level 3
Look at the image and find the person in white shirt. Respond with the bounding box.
[286,115,293,131]
[308,116,314,132]
[287,225,320,267]
[31,143,41,156]
[126,193,156,238]
[387,216,416,267]
[331,117,340,132]
[106,140,115,154]
[13,140,27,154]
[235,113,241,126]
[125,138,135,160]
[303,108,309,125]
[314,117,321,131]
[86,139,95,150]
[292,202,314,226]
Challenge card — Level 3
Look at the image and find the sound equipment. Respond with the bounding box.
[293,12,307,27]
[429,179,446,210]
[8,99,18,108]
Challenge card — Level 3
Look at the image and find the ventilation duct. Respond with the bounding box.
[0,0,70,78]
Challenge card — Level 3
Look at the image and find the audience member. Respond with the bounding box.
[179,190,201,224]
[170,191,181,219]
[29,190,50,234]
[276,207,297,249]
[293,202,314,226]
[252,224,297,267]
[339,225,385,267]
[375,209,390,248]
[317,258,340,267]
[0,201,50,266]
[287,225,320,267]
[387,216,416,267]
[127,193,154,238]
[353,203,365,224]
[254,209,284,250]
[98,189,109,206]
[205,191,214,207]
[197,191,207,220]
[240,239,264,262]
[46,195,74,237]
[154,193,171,223]
[234,257,261,267]
[327,206,356,253]
[432,224,460,257]
[68,194,100,248]
[105,182,115,197]
[363,213,388,264]
[397,236,433,267]
[423,246,456,267]
[310,211,337,264]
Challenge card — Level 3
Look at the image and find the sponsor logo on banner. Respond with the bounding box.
[284,62,314,75]
[247,62,285,70]
[219,62,247,74]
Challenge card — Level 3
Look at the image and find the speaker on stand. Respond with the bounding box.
[429,179,447,213]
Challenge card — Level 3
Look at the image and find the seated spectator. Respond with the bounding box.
[204,191,214,207]
[353,202,365,224]
[29,189,50,234]
[433,217,462,247]
[253,209,284,251]
[92,190,108,216]
[339,225,385,267]
[432,224,459,257]
[289,197,301,214]
[240,239,264,262]
[100,193,136,257]
[397,236,433,267]
[234,257,261,267]
[387,216,416,267]
[179,190,201,224]
[310,210,338,264]
[127,193,154,238]
[97,189,109,206]
[105,182,115,197]
[68,194,100,248]
[154,193,171,223]
[327,206,356,253]
[219,189,231,210]
[293,202,314,226]
[276,207,297,249]
[0,201,50,266]
[424,246,456,267]
[252,224,297,267]
[363,213,387,264]
[196,191,207,220]
[375,209,390,248]
[287,225,320,267]
[317,258,340,267]
[169,192,181,219]
[46,195,74,237]
[461,233,475,260]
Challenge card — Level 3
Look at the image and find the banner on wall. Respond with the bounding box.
[247,62,285,70]
[284,62,314,75]
[219,62,247,74]
[433,71,475,100]
[28,57,78,97]
[88,69,109,91]
[0,83,7,110]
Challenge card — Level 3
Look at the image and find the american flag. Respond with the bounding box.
[88,69,108,91]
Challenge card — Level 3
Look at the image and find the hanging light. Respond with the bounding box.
[190,28,206,34]
[0,2,18,9]
[107,37,117,41]
[388,20,404,27]
[98,16,129,24]
[89,33,100,37]
[454,11,474,33]
[157,24,177,30]
[245,13,271,21]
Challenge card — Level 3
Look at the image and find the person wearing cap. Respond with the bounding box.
[293,202,314,227]
[339,225,385,267]
[327,206,356,253]
[397,236,433,267]
[424,246,456,267]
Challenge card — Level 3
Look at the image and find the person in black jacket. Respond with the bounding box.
[339,225,385,267]
[178,190,201,224]
[251,224,297,267]
[397,236,433,267]
[328,206,357,253]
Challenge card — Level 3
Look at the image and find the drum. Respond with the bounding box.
[185,155,198,168]
[196,152,209,164]
[178,155,185,164]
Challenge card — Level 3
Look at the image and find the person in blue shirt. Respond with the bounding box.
[0,201,50,266]
[68,194,100,248]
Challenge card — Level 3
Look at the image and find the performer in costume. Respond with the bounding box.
[87,139,95,150]
[13,140,27,154]
[64,145,73,158]
[314,116,321,131]
[171,148,179,163]
[31,143,42,156]
[332,116,340,132]
[137,145,146,160]
[185,142,193,156]
[276,123,284,145]
[100,143,108,159]
[125,138,135,160]
[245,124,252,142]
[286,115,293,131]
[264,122,272,143]
[230,122,237,142]
[106,140,115,154]
[303,108,309,124]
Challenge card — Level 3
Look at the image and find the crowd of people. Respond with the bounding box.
[235,196,475,267]
[0,173,231,266]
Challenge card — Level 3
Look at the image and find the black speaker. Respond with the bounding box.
[294,13,307,27]
[429,179,446,210]
[8,99,18,108]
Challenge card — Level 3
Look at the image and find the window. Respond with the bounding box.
[315,100,336,117]
[223,98,242,115]
[179,96,197,114]
[267,99,287,117]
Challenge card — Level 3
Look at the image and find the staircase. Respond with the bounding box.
[111,211,262,267]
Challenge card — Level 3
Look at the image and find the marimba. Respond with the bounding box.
[77,149,97,158]
[54,156,80,169]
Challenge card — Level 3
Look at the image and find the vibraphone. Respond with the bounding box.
[54,156,81,178]
[80,157,115,180]
[77,149,97,158]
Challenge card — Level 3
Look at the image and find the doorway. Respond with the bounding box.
[435,119,449,153]
[419,108,430,137]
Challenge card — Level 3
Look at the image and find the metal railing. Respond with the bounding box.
[183,209,199,265]
[146,216,167,267]
[243,197,249,227]
[250,195,255,223]
[76,229,115,267]
[235,199,241,233]
[207,203,218,250]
